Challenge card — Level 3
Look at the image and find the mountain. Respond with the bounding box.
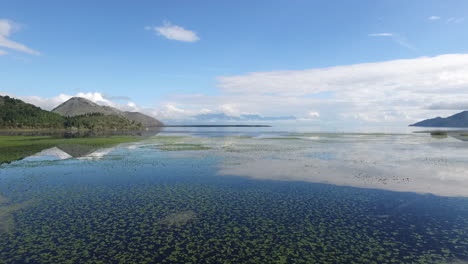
[0,95,66,129]
[0,95,143,130]
[52,97,163,127]
[410,111,468,127]
[52,97,120,116]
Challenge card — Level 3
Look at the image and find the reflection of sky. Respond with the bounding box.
[212,134,468,197]
[18,132,468,197]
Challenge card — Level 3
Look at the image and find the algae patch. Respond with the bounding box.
[157,144,211,151]
[0,195,35,234]
[159,210,196,227]
[150,136,211,151]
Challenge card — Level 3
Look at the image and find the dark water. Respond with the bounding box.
[1,130,468,263]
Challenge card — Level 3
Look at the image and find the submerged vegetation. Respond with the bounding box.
[149,136,211,151]
[0,194,35,235]
[157,143,211,151]
[159,210,197,227]
[430,131,448,137]
[0,176,467,263]
[0,133,468,263]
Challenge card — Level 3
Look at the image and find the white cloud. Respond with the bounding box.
[0,91,199,121]
[0,92,141,113]
[211,54,468,124]
[0,19,17,36]
[428,16,441,20]
[447,17,465,24]
[368,33,394,37]
[308,112,320,118]
[0,50,7,55]
[148,21,199,42]
[369,32,416,51]
[4,54,468,126]
[0,19,40,55]
[150,103,210,120]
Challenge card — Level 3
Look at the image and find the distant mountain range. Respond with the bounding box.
[53,97,163,127]
[0,95,163,130]
[410,111,468,127]
[193,113,296,121]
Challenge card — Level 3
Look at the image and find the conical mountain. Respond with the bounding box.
[52,97,120,117]
[52,97,163,127]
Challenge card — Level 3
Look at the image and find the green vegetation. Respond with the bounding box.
[430,131,448,136]
[0,135,141,164]
[0,96,143,130]
[0,198,35,234]
[159,210,196,227]
[157,143,211,151]
[63,113,143,130]
[1,135,468,263]
[0,179,467,263]
[263,137,302,140]
[149,136,211,151]
[0,96,65,129]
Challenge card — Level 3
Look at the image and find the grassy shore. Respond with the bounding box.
[0,135,141,164]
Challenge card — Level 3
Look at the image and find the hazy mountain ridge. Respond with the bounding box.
[410,111,468,127]
[194,113,296,121]
[52,97,163,127]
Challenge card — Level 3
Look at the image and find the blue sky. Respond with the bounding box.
[1,0,468,124]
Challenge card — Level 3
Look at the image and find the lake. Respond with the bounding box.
[1,127,468,263]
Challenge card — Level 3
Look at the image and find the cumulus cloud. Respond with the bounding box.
[147,21,199,42]
[0,92,140,113]
[3,54,468,125]
[0,19,40,55]
[212,54,468,123]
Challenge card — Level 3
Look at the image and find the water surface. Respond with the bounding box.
[1,129,468,263]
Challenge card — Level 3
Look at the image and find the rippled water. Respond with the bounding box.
[1,129,468,263]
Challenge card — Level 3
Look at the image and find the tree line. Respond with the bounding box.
[0,96,143,130]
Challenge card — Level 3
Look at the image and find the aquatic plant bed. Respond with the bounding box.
[0,132,467,263]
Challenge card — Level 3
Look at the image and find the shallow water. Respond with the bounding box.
[1,129,468,263]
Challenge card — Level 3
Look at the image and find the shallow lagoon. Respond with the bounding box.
[1,128,468,263]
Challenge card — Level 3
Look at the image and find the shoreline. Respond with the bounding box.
[0,124,271,132]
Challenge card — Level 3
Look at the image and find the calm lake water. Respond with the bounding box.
[1,127,468,263]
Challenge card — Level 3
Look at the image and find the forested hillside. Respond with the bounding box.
[0,96,65,128]
[0,96,143,130]
[64,113,143,130]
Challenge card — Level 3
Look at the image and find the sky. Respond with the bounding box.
[1,0,468,126]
